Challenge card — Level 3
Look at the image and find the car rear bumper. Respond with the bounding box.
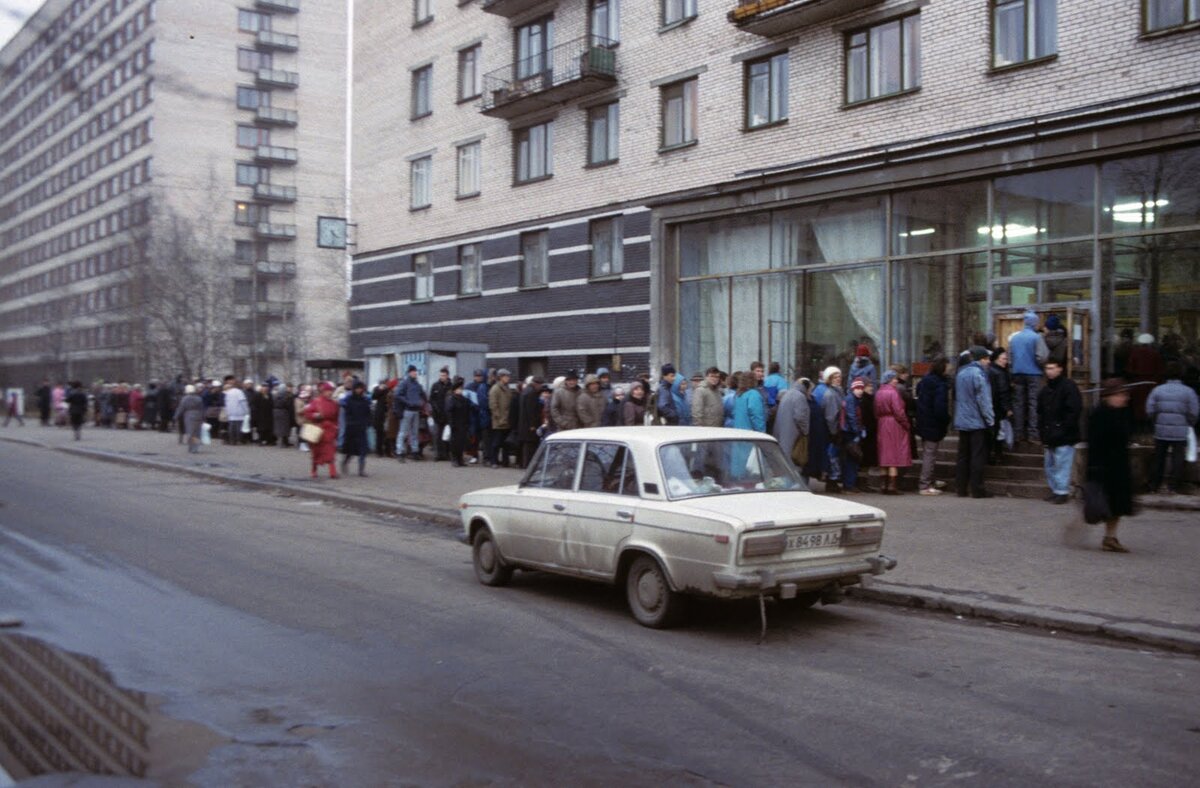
[712,554,897,592]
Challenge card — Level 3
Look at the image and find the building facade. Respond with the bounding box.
[0,0,348,389]
[354,0,1200,384]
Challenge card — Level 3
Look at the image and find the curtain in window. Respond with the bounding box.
[812,211,886,349]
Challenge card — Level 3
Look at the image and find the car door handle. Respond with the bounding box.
[553,503,567,511]
[616,510,634,520]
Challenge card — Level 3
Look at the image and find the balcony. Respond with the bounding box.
[256,68,299,89]
[729,0,884,37]
[256,30,299,51]
[255,0,299,12]
[481,37,618,119]
[255,260,297,277]
[480,0,547,18]
[255,144,298,164]
[255,106,298,126]
[255,222,297,240]
[255,300,296,318]
[253,183,297,202]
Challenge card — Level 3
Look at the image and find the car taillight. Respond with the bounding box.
[742,533,786,558]
[841,523,883,546]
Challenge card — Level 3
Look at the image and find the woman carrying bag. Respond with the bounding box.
[1085,379,1136,553]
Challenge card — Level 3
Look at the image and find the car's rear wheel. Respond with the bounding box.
[626,555,684,628]
[473,527,513,587]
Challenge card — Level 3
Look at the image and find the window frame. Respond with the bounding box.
[662,0,697,28]
[236,86,269,110]
[589,216,624,279]
[459,243,482,296]
[457,44,482,102]
[514,121,554,185]
[990,0,1058,70]
[235,162,269,186]
[844,12,921,106]
[456,141,482,198]
[515,16,554,80]
[578,441,640,497]
[234,201,267,226]
[660,77,698,150]
[520,229,549,289]
[413,0,433,27]
[744,51,789,130]
[237,124,270,149]
[587,101,620,166]
[410,155,432,210]
[1142,0,1200,34]
[412,252,434,301]
[237,47,272,72]
[237,9,271,33]
[590,0,620,46]
[410,64,433,120]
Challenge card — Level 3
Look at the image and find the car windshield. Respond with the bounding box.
[657,439,808,500]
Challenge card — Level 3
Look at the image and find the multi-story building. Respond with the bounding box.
[0,0,348,388]
[351,0,1200,386]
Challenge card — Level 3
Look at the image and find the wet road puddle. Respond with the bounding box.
[0,634,223,783]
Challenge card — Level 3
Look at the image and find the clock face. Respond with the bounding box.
[317,217,347,249]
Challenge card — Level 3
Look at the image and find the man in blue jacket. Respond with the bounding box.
[954,347,995,498]
[657,363,680,425]
[1146,361,1200,494]
[392,365,426,461]
[1008,311,1049,444]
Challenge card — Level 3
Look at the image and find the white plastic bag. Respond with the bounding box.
[241,414,251,434]
[998,418,1014,450]
[441,424,451,441]
[1187,428,1197,464]
[200,423,212,445]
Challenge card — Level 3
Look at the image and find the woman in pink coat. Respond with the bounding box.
[874,370,912,495]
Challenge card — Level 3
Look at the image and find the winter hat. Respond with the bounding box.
[318,381,335,392]
[856,344,870,358]
[850,378,866,391]
[1023,310,1039,328]
[661,363,677,376]
[880,370,898,386]
[406,365,418,373]
[184,384,196,394]
[596,367,610,378]
[497,368,511,377]
[821,366,841,383]
[352,380,366,391]
[474,369,486,377]
[1136,333,1154,345]
[552,376,566,388]
[970,345,990,361]
[1045,314,1062,331]
[584,374,599,386]
[564,369,579,381]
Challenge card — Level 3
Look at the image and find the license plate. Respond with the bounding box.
[786,529,841,551]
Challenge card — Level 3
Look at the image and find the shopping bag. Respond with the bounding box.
[1187,428,1197,464]
[241,414,251,434]
[300,423,323,444]
[441,424,451,442]
[1082,480,1111,525]
[200,423,212,446]
[998,418,1014,450]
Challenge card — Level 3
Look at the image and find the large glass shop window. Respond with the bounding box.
[892,181,989,254]
[992,164,1094,243]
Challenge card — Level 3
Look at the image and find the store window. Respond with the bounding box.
[892,182,990,255]
[992,241,1093,277]
[992,164,1093,243]
[846,13,920,104]
[1100,148,1200,233]
[1104,231,1200,363]
[992,0,1057,68]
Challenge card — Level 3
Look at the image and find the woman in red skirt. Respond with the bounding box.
[303,381,340,479]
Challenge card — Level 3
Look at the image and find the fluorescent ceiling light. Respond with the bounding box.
[977,224,1044,239]
[1106,198,1170,212]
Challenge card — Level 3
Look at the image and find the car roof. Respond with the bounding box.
[544,426,779,448]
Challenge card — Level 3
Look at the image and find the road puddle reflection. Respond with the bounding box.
[0,633,221,782]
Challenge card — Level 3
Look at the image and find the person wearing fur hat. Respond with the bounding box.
[576,374,607,429]
[1008,310,1050,444]
[848,345,877,388]
[809,367,845,492]
[551,369,582,431]
[1043,313,1069,368]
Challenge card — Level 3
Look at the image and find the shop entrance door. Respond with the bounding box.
[994,306,1091,381]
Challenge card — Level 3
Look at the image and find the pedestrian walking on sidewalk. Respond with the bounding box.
[2,389,23,427]
[66,381,88,441]
[1008,310,1049,444]
[915,357,950,495]
[303,382,340,479]
[1145,361,1200,494]
[1037,360,1082,504]
[1086,379,1136,552]
[174,384,205,453]
[875,370,913,495]
[954,347,995,498]
[340,381,372,477]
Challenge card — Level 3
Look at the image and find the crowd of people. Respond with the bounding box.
[6,310,1198,552]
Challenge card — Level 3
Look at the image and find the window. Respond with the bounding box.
[523,442,580,489]
[521,230,549,287]
[587,102,619,165]
[410,156,431,209]
[413,253,433,300]
[591,0,620,45]
[1145,0,1199,32]
[661,78,697,148]
[237,48,271,72]
[236,163,268,185]
[663,0,697,26]
[457,141,481,197]
[459,243,482,295]
[515,121,553,183]
[579,443,638,496]
[746,51,788,128]
[992,0,1057,67]
[411,65,432,119]
[235,240,266,264]
[234,202,267,225]
[516,17,553,79]
[237,125,270,148]
[590,217,623,277]
[458,45,482,101]
[846,14,921,104]
[237,86,269,109]
[238,10,270,33]
[414,0,432,25]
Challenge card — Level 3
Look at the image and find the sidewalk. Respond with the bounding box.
[2,424,1199,652]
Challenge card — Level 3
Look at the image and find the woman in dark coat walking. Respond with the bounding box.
[447,378,474,467]
[66,381,89,441]
[1086,379,1136,552]
[340,381,373,476]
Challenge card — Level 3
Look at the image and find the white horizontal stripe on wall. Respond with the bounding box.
[352,205,651,265]
[354,271,414,286]
[351,271,650,311]
[487,346,651,358]
[549,244,592,257]
[623,235,651,245]
[350,303,650,333]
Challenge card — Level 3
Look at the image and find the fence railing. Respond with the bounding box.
[481,36,617,112]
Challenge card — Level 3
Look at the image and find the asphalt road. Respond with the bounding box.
[1,441,1197,787]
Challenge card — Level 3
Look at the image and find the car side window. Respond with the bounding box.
[526,442,580,490]
[579,442,624,494]
[619,449,639,497]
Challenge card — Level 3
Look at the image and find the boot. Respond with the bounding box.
[824,480,841,494]
[883,476,901,496]
[329,463,338,479]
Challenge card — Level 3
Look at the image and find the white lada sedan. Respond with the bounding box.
[460,427,896,628]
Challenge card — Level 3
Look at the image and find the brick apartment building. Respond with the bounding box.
[351,0,1199,385]
[0,0,349,388]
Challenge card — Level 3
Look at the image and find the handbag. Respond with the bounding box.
[791,434,808,465]
[844,438,864,464]
[300,423,323,444]
[1082,480,1111,525]
[998,418,1014,450]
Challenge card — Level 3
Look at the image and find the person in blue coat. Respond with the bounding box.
[723,372,739,428]
[672,376,692,426]
[733,376,767,433]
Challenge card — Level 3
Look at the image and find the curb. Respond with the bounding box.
[849,581,1200,654]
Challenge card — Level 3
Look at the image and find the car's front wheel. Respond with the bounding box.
[472,527,513,587]
[625,555,685,628]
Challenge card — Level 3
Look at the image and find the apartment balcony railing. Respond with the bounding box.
[255,144,298,163]
[255,222,297,240]
[480,0,547,18]
[254,260,297,277]
[256,68,299,89]
[481,36,618,119]
[255,300,296,318]
[255,106,298,126]
[256,30,299,51]
[729,0,884,36]
[253,183,297,202]
[255,0,299,13]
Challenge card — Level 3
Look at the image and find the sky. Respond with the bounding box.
[0,0,43,52]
